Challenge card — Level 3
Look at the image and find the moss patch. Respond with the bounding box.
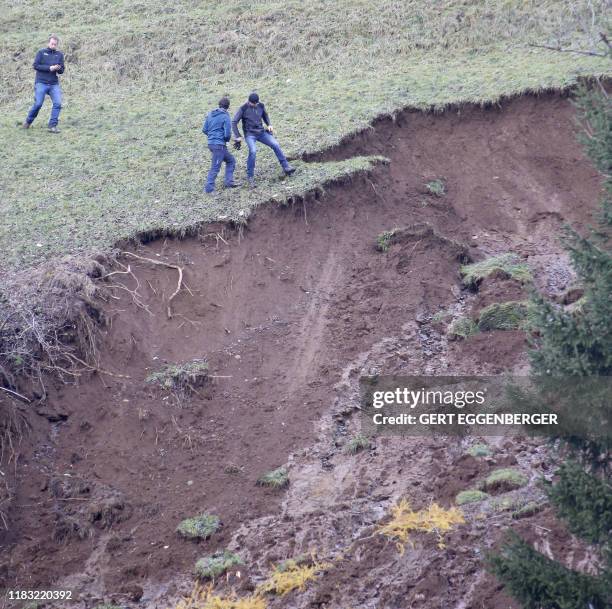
[425,178,446,196]
[481,469,528,493]
[195,550,243,580]
[456,490,489,505]
[467,444,492,457]
[177,513,221,540]
[461,254,532,289]
[257,467,289,489]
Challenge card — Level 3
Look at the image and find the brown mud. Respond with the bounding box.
[0,92,604,609]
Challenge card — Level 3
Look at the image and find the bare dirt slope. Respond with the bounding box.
[0,92,602,609]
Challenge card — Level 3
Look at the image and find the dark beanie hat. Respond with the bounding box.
[248,92,259,103]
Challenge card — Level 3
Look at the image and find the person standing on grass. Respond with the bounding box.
[202,97,239,194]
[23,34,65,133]
[232,92,295,187]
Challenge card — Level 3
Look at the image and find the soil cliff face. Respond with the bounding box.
[0,92,602,609]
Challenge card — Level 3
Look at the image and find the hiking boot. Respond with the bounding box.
[48,126,60,134]
[22,121,31,129]
[224,181,240,189]
[284,166,296,176]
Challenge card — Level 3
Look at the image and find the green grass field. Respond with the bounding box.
[1,1,610,272]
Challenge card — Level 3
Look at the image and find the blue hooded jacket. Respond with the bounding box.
[202,108,231,146]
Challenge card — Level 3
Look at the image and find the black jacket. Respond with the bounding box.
[33,48,65,85]
[232,102,270,138]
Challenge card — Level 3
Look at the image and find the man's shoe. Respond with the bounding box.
[22,121,31,129]
[224,181,240,188]
[48,126,60,134]
[204,189,215,195]
[284,166,296,176]
[247,177,256,188]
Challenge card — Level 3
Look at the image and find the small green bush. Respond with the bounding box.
[195,550,243,580]
[456,490,489,505]
[425,178,446,196]
[177,513,220,540]
[448,316,478,339]
[461,254,532,289]
[477,301,529,331]
[467,443,491,457]
[480,468,528,492]
[376,230,397,252]
[257,467,289,489]
[345,434,370,454]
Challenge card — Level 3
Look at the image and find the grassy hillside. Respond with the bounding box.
[1,0,610,271]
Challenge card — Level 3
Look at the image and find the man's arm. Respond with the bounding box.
[224,114,231,142]
[33,50,50,71]
[56,52,65,74]
[202,114,209,135]
[261,104,271,127]
[232,106,244,139]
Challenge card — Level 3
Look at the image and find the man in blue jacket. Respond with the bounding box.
[23,35,65,133]
[232,92,295,187]
[202,97,238,194]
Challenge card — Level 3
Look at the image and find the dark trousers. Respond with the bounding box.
[205,145,236,192]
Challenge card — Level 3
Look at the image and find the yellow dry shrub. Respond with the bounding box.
[258,559,331,596]
[173,583,266,609]
[378,499,465,553]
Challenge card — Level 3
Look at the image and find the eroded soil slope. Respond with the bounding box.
[0,92,603,609]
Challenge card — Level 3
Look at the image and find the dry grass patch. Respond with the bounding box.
[378,499,465,552]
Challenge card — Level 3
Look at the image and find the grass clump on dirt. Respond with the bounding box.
[375,230,397,252]
[177,513,220,540]
[448,316,479,339]
[477,301,530,331]
[257,467,289,489]
[378,499,465,552]
[511,501,546,520]
[467,443,491,457]
[425,179,446,197]
[480,469,528,493]
[146,359,208,392]
[461,254,532,289]
[345,433,370,454]
[456,490,489,505]
[195,550,243,580]
[260,557,331,596]
[175,584,265,609]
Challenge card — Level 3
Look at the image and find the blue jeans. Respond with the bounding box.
[26,83,62,127]
[245,131,290,178]
[205,145,236,192]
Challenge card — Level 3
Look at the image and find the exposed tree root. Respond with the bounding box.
[122,251,184,319]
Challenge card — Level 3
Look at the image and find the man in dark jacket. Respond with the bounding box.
[232,92,295,187]
[23,35,65,133]
[202,97,238,194]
